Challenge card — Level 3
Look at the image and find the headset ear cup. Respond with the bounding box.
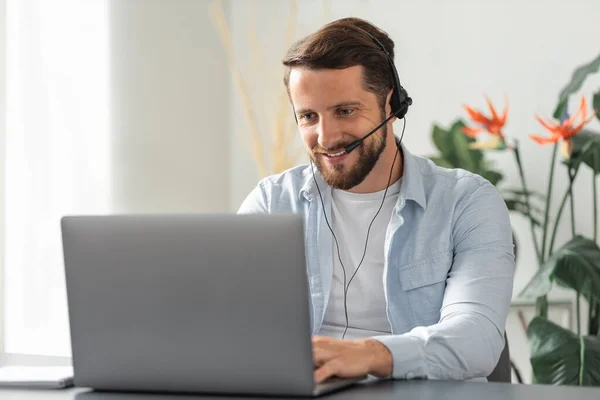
[391,92,406,119]
[395,105,406,119]
[390,88,403,118]
[393,88,412,119]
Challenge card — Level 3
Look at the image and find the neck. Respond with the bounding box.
[347,135,404,194]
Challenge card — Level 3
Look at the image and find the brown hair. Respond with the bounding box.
[282,17,395,109]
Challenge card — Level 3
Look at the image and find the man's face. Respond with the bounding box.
[288,65,387,191]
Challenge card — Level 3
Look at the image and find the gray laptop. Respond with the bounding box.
[62,214,365,397]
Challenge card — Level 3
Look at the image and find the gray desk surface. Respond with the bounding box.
[1,379,600,400]
[2,354,599,399]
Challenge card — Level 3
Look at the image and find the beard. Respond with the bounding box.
[311,118,387,191]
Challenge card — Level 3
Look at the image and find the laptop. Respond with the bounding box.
[61,213,366,397]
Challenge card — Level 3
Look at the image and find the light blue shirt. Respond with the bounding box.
[237,141,515,381]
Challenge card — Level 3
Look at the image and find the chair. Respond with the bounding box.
[486,332,512,382]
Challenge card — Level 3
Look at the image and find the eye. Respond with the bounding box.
[337,108,355,117]
[299,112,316,122]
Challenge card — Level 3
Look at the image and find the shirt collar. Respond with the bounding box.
[300,162,326,202]
[398,140,427,210]
[300,137,427,210]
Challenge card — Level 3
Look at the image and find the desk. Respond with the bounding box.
[1,379,599,400]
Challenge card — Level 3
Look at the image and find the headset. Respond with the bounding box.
[306,26,412,339]
[342,27,412,153]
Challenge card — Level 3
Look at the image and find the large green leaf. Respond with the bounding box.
[501,188,546,200]
[428,119,504,184]
[528,317,600,386]
[442,120,473,170]
[430,119,485,171]
[504,198,542,226]
[450,120,485,172]
[552,237,600,305]
[503,197,544,215]
[553,97,569,121]
[594,91,600,123]
[564,130,600,174]
[557,53,600,104]
[518,235,600,303]
[501,189,545,225]
[438,127,459,167]
[432,125,449,155]
[451,133,477,171]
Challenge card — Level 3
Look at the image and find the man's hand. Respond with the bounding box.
[312,336,393,384]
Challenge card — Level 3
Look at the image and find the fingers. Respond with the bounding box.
[312,336,347,353]
[312,336,371,383]
[312,335,337,346]
[313,346,338,367]
[315,358,370,385]
[312,336,335,366]
[312,336,361,367]
[314,359,340,384]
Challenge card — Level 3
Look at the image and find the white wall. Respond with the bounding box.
[228,0,600,383]
[0,0,230,358]
[230,0,600,296]
[3,0,111,356]
[110,0,230,213]
[0,0,6,353]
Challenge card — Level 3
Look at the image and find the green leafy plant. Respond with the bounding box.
[428,119,543,226]
[429,119,502,183]
[454,52,600,386]
[517,53,600,386]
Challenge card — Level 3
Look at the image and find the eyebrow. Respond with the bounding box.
[295,101,363,115]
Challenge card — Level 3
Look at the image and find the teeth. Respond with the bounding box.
[327,151,346,157]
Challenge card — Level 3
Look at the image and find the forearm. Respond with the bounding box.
[373,310,504,380]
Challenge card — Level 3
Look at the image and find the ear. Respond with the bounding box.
[385,89,397,123]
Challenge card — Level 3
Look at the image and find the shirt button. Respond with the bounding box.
[405,372,415,380]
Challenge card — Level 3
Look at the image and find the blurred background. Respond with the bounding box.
[1,0,599,385]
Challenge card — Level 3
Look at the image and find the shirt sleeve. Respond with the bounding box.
[372,181,516,380]
[237,180,269,214]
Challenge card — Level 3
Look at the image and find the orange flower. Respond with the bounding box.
[529,96,596,151]
[462,95,509,139]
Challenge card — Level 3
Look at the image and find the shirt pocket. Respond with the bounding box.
[397,250,452,325]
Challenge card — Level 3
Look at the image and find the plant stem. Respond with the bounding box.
[579,336,585,386]
[548,190,569,254]
[537,142,558,318]
[569,168,576,236]
[535,297,548,320]
[594,152,598,243]
[595,303,600,336]
[577,294,581,336]
[512,141,541,263]
[540,142,558,261]
[571,167,579,337]
[591,154,599,337]
[589,297,593,334]
[548,167,580,255]
[589,296,599,336]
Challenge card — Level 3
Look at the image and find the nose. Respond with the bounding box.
[316,116,344,150]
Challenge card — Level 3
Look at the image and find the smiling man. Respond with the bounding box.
[238,18,515,384]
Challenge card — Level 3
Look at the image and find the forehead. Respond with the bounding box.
[288,65,371,109]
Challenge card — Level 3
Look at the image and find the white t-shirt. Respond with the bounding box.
[318,178,402,340]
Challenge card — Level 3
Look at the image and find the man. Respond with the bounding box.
[238,17,515,384]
